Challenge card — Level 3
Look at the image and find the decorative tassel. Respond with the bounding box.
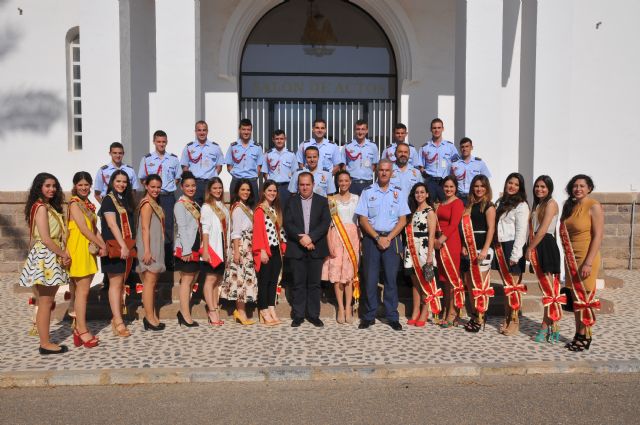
[135,283,143,294]
[192,282,199,293]
[28,324,38,336]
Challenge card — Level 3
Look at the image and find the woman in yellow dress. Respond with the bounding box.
[19,173,71,355]
[560,174,603,351]
[67,172,107,348]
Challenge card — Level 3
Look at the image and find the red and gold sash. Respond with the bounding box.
[329,196,360,309]
[108,193,134,280]
[405,218,442,315]
[29,200,67,248]
[232,201,254,222]
[435,213,465,309]
[528,219,565,322]
[559,221,600,329]
[138,197,165,238]
[259,204,287,303]
[461,214,494,318]
[69,195,97,227]
[493,240,527,312]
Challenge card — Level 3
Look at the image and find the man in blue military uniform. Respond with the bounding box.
[180,120,225,205]
[94,141,140,203]
[296,118,342,174]
[341,119,379,195]
[355,159,410,331]
[225,118,263,198]
[289,146,336,197]
[262,129,297,210]
[451,137,492,205]
[139,129,182,267]
[418,118,459,203]
[381,123,419,167]
[390,143,422,199]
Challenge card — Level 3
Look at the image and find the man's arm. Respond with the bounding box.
[309,196,331,242]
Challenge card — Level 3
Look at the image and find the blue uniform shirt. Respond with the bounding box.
[138,152,182,193]
[179,140,225,179]
[296,138,342,172]
[288,167,336,197]
[94,163,140,196]
[419,139,460,178]
[390,164,423,198]
[355,183,410,232]
[451,156,492,195]
[341,139,379,180]
[224,139,264,179]
[381,142,420,167]
[262,147,297,183]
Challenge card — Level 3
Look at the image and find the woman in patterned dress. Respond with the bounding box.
[67,171,106,348]
[136,174,166,331]
[200,177,229,326]
[253,180,287,326]
[19,173,71,355]
[404,182,437,327]
[322,171,360,324]
[221,178,258,325]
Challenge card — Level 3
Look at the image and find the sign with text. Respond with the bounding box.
[241,75,395,100]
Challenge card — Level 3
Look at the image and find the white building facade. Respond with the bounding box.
[1,0,639,195]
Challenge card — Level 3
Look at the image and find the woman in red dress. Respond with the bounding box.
[434,176,465,327]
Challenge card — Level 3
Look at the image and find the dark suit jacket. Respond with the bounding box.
[284,193,331,259]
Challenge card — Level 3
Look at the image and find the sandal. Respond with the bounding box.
[111,319,131,337]
[567,334,592,352]
[464,319,483,333]
[533,328,549,343]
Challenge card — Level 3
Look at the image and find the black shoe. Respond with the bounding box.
[388,321,403,331]
[177,311,199,327]
[358,319,375,329]
[308,318,324,328]
[39,345,69,355]
[143,317,165,331]
[291,317,304,327]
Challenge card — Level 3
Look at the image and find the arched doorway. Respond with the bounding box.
[240,0,397,152]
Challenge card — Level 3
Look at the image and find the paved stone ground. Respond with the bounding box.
[0,270,637,373]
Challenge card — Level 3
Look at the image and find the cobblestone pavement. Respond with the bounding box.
[0,270,637,373]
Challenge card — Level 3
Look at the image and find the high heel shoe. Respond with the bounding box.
[550,330,561,343]
[73,328,100,348]
[111,319,131,337]
[533,328,548,343]
[233,309,255,325]
[177,311,199,327]
[414,320,426,327]
[464,319,482,333]
[259,311,278,326]
[567,334,592,352]
[143,317,165,331]
[407,318,418,326]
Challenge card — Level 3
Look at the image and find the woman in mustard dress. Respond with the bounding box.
[561,174,603,351]
[19,173,71,355]
[67,172,107,348]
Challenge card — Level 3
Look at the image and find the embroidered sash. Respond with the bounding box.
[559,221,600,328]
[329,196,361,308]
[259,204,286,303]
[138,197,165,237]
[405,215,442,315]
[528,219,565,322]
[108,192,135,280]
[493,240,527,312]
[69,195,97,228]
[461,214,494,318]
[435,210,465,309]
[29,201,67,248]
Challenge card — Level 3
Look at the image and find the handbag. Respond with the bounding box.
[105,239,137,259]
[88,241,100,255]
[421,263,435,282]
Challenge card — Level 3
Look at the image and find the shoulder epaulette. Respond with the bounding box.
[328,140,336,144]
[144,153,152,158]
[408,143,415,147]
[475,157,482,161]
[363,185,373,191]
[253,141,262,147]
[385,144,393,150]
[101,164,108,170]
[187,141,194,147]
[210,140,219,146]
[230,141,238,146]
[170,153,178,158]
[391,184,402,191]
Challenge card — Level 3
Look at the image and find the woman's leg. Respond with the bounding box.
[73,275,95,340]
[266,254,281,322]
[409,275,421,321]
[107,273,126,326]
[35,285,59,350]
[257,262,273,321]
[334,282,345,323]
[68,279,76,317]
[179,272,198,322]
[141,271,160,325]
[344,282,353,323]
[203,273,222,323]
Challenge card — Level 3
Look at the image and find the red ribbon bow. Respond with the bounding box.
[503,283,527,311]
[471,286,496,313]
[423,287,444,315]
[542,293,568,322]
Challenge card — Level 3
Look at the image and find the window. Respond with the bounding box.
[66,27,82,150]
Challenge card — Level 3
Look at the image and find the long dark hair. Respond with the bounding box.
[561,174,595,220]
[466,174,493,214]
[408,182,432,215]
[25,173,64,224]
[496,172,527,220]
[231,178,256,207]
[105,170,135,213]
[71,171,93,198]
[257,180,283,227]
[532,175,554,223]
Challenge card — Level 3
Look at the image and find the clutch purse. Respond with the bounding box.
[421,263,435,282]
[105,239,137,259]
[88,241,100,255]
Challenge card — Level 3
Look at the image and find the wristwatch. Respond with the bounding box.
[375,234,380,242]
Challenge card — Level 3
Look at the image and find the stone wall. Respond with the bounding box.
[1,191,638,273]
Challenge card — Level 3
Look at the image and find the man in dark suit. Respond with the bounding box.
[284,172,331,327]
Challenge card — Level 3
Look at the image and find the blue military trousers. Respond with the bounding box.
[362,235,403,322]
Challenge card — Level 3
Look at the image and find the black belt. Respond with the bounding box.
[427,176,444,182]
[159,191,175,196]
[353,179,373,184]
[231,177,258,181]
[376,231,391,237]
[195,178,208,182]
[413,232,429,237]
[276,182,289,186]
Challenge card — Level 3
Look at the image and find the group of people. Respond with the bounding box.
[19,117,603,357]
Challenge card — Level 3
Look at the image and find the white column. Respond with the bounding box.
[149,0,200,151]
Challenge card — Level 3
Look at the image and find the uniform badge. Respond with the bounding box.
[321,174,326,182]
[148,163,155,167]
[412,169,417,177]
[393,191,398,200]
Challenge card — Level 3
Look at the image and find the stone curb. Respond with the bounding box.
[2,360,639,388]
